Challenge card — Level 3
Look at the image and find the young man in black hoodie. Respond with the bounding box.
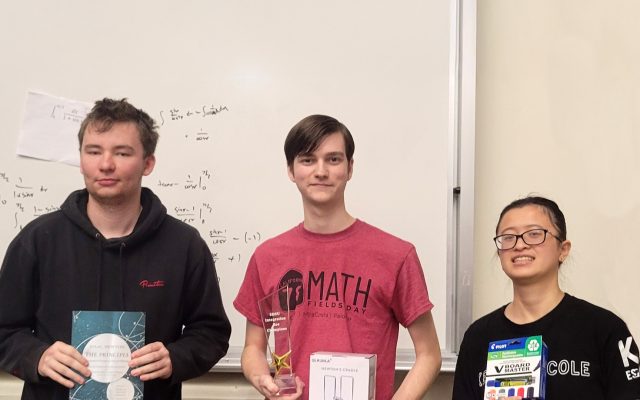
[0,98,231,399]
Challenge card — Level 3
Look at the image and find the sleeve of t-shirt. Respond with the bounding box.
[390,246,433,327]
[452,325,486,400]
[601,317,640,398]
[233,253,265,327]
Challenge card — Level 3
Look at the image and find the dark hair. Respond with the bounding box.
[284,114,355,166]
[78,98,159,157]
[496,196,567,241]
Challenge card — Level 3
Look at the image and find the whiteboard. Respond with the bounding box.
[0,0,475,370]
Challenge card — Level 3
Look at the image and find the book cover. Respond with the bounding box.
[70,311,145,400]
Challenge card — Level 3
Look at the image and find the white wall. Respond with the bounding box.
[473,0,640,344]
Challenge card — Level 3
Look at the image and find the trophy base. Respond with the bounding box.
[275,373,297,395]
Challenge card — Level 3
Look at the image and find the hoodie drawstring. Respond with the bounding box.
[119,242,127,308]
[95,232,102,309]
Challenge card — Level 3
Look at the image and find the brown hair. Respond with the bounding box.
[78,98,159,157]
[284,115,354,166]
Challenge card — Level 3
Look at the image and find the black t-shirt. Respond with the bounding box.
[452,294,640,399]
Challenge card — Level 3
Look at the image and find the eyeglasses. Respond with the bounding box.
[493,228,562,250]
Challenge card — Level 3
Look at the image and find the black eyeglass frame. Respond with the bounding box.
[493,228,563,250]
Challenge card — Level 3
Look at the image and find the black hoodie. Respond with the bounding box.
[0,188,231,399]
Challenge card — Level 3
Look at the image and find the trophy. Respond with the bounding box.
[258,285,297,395]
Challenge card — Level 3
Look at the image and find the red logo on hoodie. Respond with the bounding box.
[139,279,165,288]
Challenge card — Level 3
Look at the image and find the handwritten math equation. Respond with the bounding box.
[158,104,229,125]
[0,173,57,229]
[210,228,262,265]
[50,103,90,124]
[157,170,212,191]
[156,103,230,144]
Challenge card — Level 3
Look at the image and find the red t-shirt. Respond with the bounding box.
[234,220,433,400]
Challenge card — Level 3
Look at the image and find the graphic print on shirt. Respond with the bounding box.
[278,269,304,311]
[278,268,372,320]
[478,358,592,389]
[619,336,640,381]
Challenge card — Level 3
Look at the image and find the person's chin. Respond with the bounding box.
[89,189,126,203]
[504,265,537,279]
[304,195,335,207]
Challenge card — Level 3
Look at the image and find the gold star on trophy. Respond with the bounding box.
[271,350,292,374]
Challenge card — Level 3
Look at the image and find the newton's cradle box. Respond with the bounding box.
[309,352,376,400]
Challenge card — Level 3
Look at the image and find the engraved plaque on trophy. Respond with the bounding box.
[258,285,297,395]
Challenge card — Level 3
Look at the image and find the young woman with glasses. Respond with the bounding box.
[452,196,640,399]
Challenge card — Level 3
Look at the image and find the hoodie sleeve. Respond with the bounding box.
[0,236,49,382]
[166,236,231,384]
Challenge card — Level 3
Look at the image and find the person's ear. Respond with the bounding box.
[559,240,571,264]
[143,154,156,176]
[287,164,295,182]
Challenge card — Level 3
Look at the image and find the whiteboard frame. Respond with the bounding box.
[447,0,477,373]
[213,0,477,373]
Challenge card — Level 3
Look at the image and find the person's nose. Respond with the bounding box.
[99,152,115,172]
[314,160,328,178]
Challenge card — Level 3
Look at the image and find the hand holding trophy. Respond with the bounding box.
[258,285,297,395]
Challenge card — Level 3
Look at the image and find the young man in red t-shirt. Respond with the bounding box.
[234,114,441,399]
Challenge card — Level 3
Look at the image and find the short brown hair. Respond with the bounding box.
[78,98,159,157]
[284,115,354,166]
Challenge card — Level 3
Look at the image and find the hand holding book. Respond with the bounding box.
[129,342,172,381]
[37,341,91,388]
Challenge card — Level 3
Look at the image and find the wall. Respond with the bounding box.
[474,0,640,345]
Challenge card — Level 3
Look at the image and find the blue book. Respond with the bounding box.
[70,311,145,400]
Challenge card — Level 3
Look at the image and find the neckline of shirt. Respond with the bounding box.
[500,292,572,330]
[297,218,362,242]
